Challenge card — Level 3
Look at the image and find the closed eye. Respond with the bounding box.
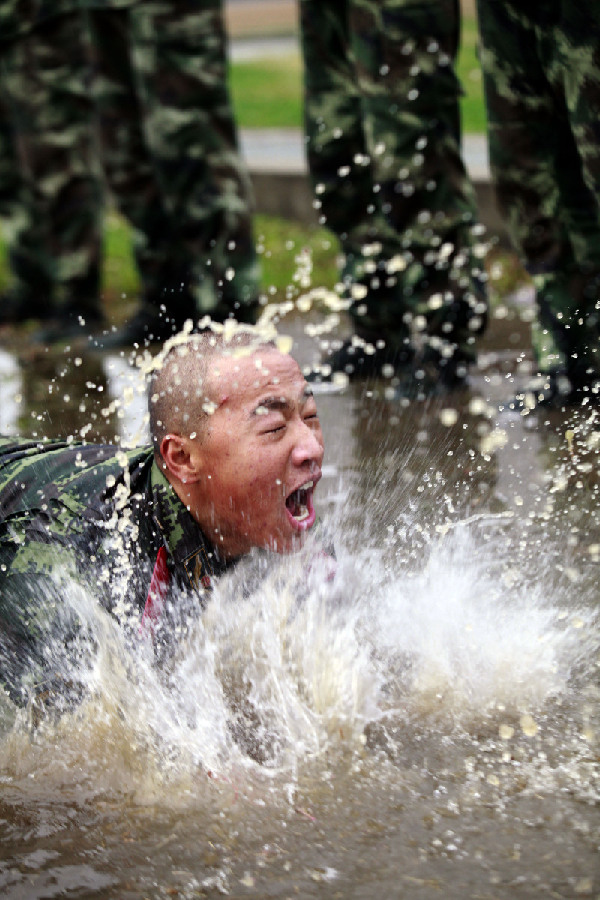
[261,422,286,435]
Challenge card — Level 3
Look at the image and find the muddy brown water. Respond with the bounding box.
[0,312,598,899]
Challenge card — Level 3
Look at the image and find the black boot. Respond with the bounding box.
[31,309,105,344]
[94,296,196,350]
[0,288,53,326]
[502,371,594,414]
[307,337,414,384]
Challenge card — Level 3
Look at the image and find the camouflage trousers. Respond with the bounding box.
[299,0,487,360]
[86,0,259,322]
[0,85,46,299]
[477,0,600,380]
[0,12,103,319]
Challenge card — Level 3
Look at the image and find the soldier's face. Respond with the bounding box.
[187,349,324,558]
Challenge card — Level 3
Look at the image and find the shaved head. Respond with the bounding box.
[145,325,324,558]
[148,328,275,458]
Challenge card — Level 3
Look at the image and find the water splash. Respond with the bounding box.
[369,523,593,722]
[1,500,597,806]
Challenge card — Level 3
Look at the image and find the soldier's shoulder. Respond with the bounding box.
[0,437,154,520]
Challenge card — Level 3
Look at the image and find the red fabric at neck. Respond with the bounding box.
[140,545,170,633]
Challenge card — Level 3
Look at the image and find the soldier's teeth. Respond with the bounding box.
[286,481,313,519]
[293,505,309,522]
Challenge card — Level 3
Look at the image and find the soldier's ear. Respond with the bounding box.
[160,434,202,484]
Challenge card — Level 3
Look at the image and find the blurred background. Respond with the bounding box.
[0,0,530,331]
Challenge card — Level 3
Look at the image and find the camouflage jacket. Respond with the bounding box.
[0,436,230,602]
[0,436,232,702]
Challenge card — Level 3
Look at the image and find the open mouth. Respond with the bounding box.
[285,480,315,525]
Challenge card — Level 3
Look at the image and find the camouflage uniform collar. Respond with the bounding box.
[149,461,228,593]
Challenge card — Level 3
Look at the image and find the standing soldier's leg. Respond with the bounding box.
[477,0,599,401]
[3,12,104,339]
[300,0,398,298]
[0,86,18,224]
[478,0,574,380]
[0,82,54,322]
[301,0,421,380]
[358,0,487,380]
[86,7,196,346]
[554,0,600,389]
[135,0,260,323]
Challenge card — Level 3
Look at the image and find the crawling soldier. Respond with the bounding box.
[0,328,325,708]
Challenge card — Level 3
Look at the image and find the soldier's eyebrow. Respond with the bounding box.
[250,386,314,419]
[251,396,289,417]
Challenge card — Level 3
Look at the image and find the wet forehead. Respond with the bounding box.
[209,349,307,409]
